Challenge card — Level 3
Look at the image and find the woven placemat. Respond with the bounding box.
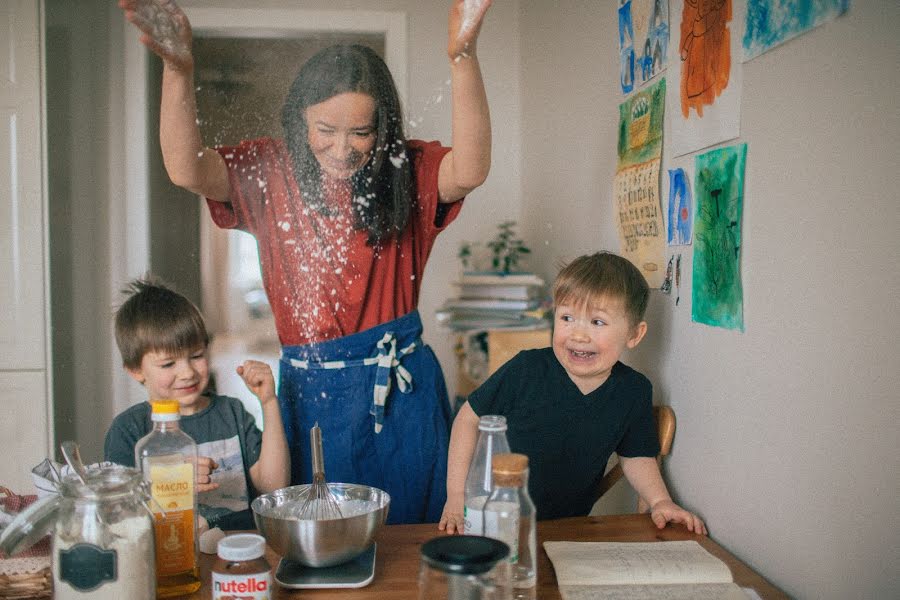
[0,487,52,599]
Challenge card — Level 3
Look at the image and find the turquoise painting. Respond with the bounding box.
[692,144,747,331]
[742,0,850,61]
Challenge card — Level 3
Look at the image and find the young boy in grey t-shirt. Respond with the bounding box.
[104,278,289,530]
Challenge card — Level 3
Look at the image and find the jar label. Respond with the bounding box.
[58,543,117,591]
[148,462,193,510]
[148,461,196,576]
[213,572,272,600]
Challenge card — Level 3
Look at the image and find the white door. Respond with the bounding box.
[0,0,51,491]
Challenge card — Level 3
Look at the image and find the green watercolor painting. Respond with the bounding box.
[617,78,666,170]
[692,143,747,332]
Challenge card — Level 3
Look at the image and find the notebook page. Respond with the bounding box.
[559,583,749,600]
[543,541,734,586]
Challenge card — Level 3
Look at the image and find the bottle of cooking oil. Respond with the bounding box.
[135,399,201,597]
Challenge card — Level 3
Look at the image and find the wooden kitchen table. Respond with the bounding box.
[183,514,788,599]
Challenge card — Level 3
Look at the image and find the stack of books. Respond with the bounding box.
[436,272,549,331]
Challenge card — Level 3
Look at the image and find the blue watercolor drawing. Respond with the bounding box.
[637,0,670,85]
[743,0,851,61]
[667,168,693,246]
[619,1,636,94]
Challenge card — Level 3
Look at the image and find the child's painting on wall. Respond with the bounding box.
[743,0,851,61]
[691,143,747,332]
[618,0,671,94]
[667,167,693,246]
[666,0,743,157]
[614,78,668,287]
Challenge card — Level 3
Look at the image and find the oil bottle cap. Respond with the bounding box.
[217,533,267,562]
[150,399,180,420]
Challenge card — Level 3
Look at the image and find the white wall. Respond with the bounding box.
[520,2,900,599]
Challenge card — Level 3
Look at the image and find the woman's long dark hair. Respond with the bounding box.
[281,44,414,245]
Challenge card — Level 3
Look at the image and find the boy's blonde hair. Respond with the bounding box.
[552,252,649,327]
[114,278,209,369]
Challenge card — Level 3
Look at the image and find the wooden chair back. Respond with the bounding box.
[591,405,676,512]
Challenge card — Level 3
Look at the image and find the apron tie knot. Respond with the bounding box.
[371,332,416,433]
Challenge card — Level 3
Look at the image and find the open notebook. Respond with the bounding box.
[543,541,755,600]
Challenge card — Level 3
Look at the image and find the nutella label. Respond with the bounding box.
[212,571,272,600]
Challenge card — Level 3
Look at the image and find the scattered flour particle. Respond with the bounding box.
[279,221,290,232]
[258,178,267,189]
[224,153,234,160]
[197,151,203,158]
[301,265,309,272]
[331,288,337,295]
[410,274,416,280]
[285,239,297,245]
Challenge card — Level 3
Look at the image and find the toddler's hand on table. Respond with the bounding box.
[237,360,277,407]
[438,500,465,534]
[650,499,707,535]
[195,456,220,493]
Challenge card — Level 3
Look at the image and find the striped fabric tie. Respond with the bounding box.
[288,332,417,433]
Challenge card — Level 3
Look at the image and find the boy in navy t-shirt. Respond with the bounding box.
[440,252,706,533]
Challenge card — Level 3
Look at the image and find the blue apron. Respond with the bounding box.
[278,310,450,524]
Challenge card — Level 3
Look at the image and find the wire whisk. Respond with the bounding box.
[292,423,343,520]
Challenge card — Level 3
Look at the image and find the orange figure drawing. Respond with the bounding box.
[680,0,731,118]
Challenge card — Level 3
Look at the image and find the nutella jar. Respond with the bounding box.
[212,533,272,600]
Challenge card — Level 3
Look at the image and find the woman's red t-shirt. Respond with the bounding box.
[206,138,462,347]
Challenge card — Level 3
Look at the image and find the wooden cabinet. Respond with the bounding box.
[455,327,551,405]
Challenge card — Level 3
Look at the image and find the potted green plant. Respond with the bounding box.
[457,241,475,271]
[486,220,530,274]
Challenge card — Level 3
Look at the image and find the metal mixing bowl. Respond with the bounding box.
[251,482,390,568]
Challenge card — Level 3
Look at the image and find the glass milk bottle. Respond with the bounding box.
[135,399,201,597]
[464,415,510,535]
[483,453,537,600]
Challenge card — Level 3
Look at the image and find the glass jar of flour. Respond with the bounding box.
[52,465,156,600]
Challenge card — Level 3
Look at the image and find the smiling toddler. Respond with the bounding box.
[440,252,706,534]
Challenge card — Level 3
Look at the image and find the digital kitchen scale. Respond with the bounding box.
[275,544,376,589]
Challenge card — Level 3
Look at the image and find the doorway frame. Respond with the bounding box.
[117,6,408,410]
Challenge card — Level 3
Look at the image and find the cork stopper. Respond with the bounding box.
[491,453,528,487]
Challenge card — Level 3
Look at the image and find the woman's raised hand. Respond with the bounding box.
[448,0,492,60]
[119,0,194,72]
